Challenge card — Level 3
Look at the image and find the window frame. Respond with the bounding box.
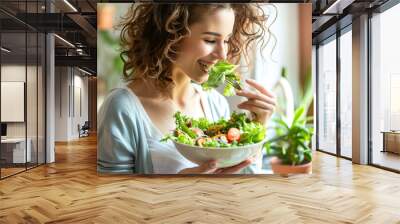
[314,24,352,161]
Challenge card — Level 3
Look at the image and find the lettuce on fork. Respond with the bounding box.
[201,60,242,96]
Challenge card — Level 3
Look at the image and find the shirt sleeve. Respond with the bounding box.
[97,89,143,174]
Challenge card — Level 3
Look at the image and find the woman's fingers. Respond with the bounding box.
[197,160,218,174]
[179,160,218,174]
[236,89,276,106]
[237,104,264,116]
[179,159,253,174]
[245,79,275,98]
[238,99,275,111]
[216,159,252,174]
[235,79,276,125]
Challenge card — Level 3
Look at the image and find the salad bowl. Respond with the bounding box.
[173,138,267,168]
[162,111,267,168]
[162,60,268,169]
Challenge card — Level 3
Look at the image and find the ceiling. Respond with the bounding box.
[312,0,392,44]
[0,0,97,74]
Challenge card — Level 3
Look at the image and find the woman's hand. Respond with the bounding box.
[178,159,253,174]
[236,79,276,126]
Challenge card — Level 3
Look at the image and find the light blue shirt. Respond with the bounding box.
[97,84,262,174]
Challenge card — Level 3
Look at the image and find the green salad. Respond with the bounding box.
[161,112,266,148]
[201,60,242,96]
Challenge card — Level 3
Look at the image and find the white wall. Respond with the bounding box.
[1,65,37,137]
[55,67,68,141]
[1,65,26,139]
[72,72,89,138]
[255,4,300,94]
[1,64,46,164]
[54,67,89,141]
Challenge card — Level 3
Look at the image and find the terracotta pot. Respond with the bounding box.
[270,157,312,175]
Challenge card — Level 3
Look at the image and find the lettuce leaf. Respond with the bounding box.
[201,60,242,96]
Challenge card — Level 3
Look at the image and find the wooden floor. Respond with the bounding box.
[1,135,400,223]
[373,150,400,171]
[0,167,26,177]
[1,162,45,178]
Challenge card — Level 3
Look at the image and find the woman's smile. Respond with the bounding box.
[198,60,213,73]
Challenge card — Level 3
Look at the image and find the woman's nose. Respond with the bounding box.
[211,42,227,60]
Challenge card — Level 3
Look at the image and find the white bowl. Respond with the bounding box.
[173,139,267,168]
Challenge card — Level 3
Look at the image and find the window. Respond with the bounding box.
[371,2,400,171]
[339,28,352,158]
[317,37,337,154]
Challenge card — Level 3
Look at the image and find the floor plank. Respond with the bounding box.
[0,135,400,223]
[373,150,400,171]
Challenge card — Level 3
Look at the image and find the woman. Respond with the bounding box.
[98,3,276,174]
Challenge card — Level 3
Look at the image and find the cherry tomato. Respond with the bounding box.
[227,128,240,142]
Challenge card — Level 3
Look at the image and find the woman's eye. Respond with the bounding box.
[204,40,216,44]
[204,39,229,45]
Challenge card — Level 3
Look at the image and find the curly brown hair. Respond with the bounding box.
[119,3,272,92]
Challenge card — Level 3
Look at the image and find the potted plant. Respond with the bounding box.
[264,106,313,175]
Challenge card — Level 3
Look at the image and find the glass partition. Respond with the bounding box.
[38,32,45,165]
[27,31,38,169]
[0,0,46,179]
[1,30,28,177]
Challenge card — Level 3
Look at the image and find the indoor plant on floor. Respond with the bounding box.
[265,106,313,174]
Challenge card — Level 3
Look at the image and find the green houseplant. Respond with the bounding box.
[264,106,313,174]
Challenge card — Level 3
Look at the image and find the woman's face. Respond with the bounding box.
[174,8,235,84]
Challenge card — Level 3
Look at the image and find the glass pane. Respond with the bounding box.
[27,0,38,169]
[27,31,38,169]
[1,30,27,177]
[340,29,352,158]
[0,1,46,178]
[371,3,400,171]
[318,37,337,154]
[38,32,45,165]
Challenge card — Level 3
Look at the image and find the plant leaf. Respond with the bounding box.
[292,106,305,125]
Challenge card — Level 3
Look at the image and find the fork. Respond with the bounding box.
[226,78,259,120]
[225,78,242,91]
